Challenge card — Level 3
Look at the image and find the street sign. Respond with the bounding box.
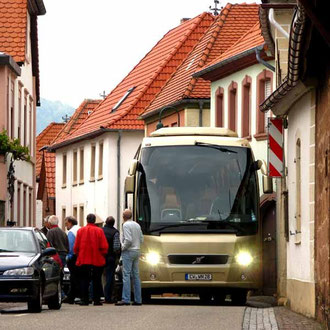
[268,118,284,177]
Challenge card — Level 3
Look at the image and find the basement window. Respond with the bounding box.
[111,86,135,112]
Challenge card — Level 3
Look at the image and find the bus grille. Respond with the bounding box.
[168,254,228,265]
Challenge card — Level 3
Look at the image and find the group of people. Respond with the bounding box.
[41,209,143,306]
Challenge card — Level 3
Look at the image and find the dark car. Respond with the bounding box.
[0,227,62,312]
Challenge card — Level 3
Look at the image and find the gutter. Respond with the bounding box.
[0,53,21,76]
[140,99,210,120]
[35,0,46,15]
[117,130,122,232]
[268,8,289,39]
[48,127,143,152]
[255,48,275,72]
[193,45,266,79]
[260,4,307,115]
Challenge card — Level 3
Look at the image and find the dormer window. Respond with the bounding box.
[111,87,135,112]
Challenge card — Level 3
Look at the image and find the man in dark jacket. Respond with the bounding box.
[102,216,121,303]
[74,213,108,306]
[47,215,69,268]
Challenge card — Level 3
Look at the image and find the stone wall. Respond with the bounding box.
[315,63,330,327]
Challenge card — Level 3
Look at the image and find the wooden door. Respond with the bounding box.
[262,202,277,295]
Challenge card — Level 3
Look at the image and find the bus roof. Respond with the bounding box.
[150,127,238,138]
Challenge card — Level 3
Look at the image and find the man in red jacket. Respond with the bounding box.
[74,213,108,306]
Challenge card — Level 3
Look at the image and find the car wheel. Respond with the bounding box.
[48,281,62,310]
[28,282,43,313]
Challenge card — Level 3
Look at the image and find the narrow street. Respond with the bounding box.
[0,299,245,330]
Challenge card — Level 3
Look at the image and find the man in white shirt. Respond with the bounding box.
[116,209,143,306]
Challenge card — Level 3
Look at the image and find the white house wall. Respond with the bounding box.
[210,62,275,192]
[55,131,143,230]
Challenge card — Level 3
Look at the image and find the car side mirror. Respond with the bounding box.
[42,247,57,257]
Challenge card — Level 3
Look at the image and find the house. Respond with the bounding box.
[0,0,46,227]
[35,122,65,226]
[141,4,262,135]
[49,13,216,230]
[259,0,329,324]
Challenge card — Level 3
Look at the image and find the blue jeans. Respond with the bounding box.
[121,250,141,304]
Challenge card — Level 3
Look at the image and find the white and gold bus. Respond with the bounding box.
[125,127,270,304]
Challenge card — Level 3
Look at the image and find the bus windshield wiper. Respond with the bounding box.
[194,142,237,153]
[148,222,207,233]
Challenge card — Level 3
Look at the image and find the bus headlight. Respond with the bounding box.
[141,252,161,266]
[236,252,253,266]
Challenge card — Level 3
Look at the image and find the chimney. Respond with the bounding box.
[180,18,190,24]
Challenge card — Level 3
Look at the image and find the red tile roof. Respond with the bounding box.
[51,12,215,148]
[54,99,102,144]
[36,122,65,176]
[141,3,260,116]
[0,0,27,63]
[44,151,55,198]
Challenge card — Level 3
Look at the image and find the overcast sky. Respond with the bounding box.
[38,0,260,109]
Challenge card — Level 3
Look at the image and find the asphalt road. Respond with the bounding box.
[0,298,245,330]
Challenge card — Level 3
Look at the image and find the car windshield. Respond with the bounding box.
[0,230,37,253]
[136,145,258,235]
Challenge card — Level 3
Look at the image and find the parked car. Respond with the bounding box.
[0,227,62,312]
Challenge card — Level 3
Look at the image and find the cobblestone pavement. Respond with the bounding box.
[243,307,278,329]
[243,307,324,330]
[274,307,324,330]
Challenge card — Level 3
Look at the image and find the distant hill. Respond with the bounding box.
[37,98,75,134]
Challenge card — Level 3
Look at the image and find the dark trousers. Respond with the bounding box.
[104,256,118,302]
[67,256,79,301]
[79,265,104,304]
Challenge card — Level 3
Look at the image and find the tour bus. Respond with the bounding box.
[124,127,270,304]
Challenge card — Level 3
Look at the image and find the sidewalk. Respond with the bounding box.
[243,306,324,330]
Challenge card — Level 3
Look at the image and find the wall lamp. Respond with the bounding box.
[156,106,181,130]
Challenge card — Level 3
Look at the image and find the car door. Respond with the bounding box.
[34,230,59,297]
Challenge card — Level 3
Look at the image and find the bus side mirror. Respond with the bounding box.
[263,176,273,194]
[129,159,138,176]
[125,175,135,193]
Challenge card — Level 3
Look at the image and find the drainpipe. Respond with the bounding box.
[255,48,275,72]
[269,8,289,39]
[198,100,204,126]
[116,130,122,232]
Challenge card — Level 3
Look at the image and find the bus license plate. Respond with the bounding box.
[185,274,212,281]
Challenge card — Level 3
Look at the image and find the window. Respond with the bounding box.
[228,81,237,132]
[62,154,67,187]
[23,185,27,227]
[61,207,66,230]
[90,145,96,180]
[79,205,84,227]
[10,80,15,139]
[73,206,78,220]
[79,148,84,183]
[215,87,224,127]
[17,182,21,226]
[24,93,27,146]
[295,138,301,244]
[255,70,273,139]
[29,188,32,226]
[98,142,103,178]
[18,87,22,141]
[73,150,78,185]
[29,98,33,153]
[241,76,252,138]
[111,87,135,112]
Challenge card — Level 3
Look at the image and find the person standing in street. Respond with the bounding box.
[40,215,50,236]
[74,213,108,306]
[116,209,143,306]
[102,216,121,303]
[46,215,69,268]
[63,216,80,304]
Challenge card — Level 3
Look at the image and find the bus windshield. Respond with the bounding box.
[136,145,259,235]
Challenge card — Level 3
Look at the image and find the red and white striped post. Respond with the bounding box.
[268,118,284,177]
